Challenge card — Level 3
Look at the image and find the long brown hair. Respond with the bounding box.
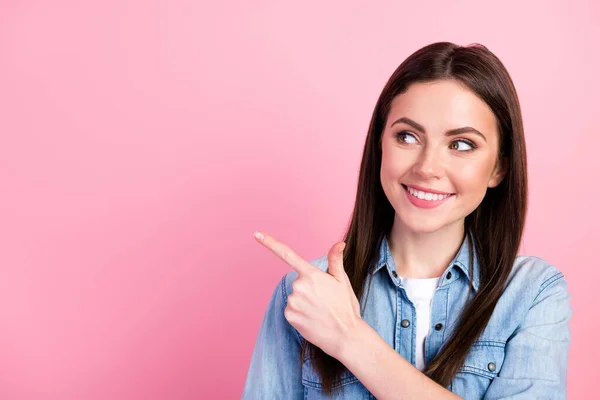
[299,42,528,394]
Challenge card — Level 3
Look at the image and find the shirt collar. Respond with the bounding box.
[372,231,480,291]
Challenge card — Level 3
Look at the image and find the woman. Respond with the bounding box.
[242,42,571,399]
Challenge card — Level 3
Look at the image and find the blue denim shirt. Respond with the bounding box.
[242,234,572,399]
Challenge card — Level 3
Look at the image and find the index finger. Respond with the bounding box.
[254,231,317,276]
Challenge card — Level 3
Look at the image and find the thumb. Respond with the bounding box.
[327,241,347,281]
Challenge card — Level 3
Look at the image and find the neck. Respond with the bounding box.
[388,215,465,279]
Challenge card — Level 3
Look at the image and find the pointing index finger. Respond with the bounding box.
[254,231,316,276]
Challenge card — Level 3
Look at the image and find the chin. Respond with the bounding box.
[398,214,449,234]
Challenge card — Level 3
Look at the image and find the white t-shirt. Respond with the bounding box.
[399,275,441,371]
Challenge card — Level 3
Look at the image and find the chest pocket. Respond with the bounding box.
[451,340,506,396]
[459,340,506,378]
[301,356,372,399]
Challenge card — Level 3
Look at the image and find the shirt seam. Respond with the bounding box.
[532,272,564,304]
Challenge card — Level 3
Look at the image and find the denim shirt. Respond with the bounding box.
[241,234,572,399]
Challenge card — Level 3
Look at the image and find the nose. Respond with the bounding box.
[411,146,444,180]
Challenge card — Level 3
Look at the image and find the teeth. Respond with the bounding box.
[406,186,451,201]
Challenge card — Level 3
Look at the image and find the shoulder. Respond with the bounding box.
[482,256,571,397]
[507,255,568,298]
[482,255,572,344]
[499,255,571,325]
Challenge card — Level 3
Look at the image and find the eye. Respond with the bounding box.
[450,139,476,152]
[396,131,418,144]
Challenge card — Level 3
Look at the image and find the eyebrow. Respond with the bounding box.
[390,117,487,142]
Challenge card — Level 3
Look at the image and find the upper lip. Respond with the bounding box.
[403,184,454,195]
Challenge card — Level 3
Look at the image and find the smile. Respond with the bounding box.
[406,186,451,201]
[402,184,455,209]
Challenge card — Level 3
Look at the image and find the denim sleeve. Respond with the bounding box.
[484,272,572,399]
[241,273,304,399]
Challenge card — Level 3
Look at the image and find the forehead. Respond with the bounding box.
[387,80,498,136]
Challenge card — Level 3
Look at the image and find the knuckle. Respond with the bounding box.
[287,295,296,309]
[291,280,300,292]
[306,271,318,284]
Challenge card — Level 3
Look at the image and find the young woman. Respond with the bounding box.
[241,42,571,399]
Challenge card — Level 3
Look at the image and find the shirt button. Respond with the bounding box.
[434,323,443,331]
[446,271,452,279]
[392,270,398,278]
[488,362,496,372]
[401,319,410,328]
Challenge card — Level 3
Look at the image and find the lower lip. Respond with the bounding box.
[402,185,455,209]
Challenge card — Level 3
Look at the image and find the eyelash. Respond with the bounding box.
[395,131,478,152]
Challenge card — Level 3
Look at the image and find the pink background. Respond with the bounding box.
[1,1,598,398]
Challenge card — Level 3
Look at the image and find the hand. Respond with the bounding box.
[253,231,362,360]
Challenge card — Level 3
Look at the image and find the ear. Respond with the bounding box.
[488,157,507,188]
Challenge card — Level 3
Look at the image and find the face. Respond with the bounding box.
[380,79,506,234]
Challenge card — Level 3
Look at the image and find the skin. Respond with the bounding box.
[382,79,506,278]
[253,79,508,399]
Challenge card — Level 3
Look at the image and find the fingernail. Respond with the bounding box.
[254,232,264,241]
[339,242,346,253]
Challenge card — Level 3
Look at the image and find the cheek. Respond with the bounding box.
[381,150,412,178]
[380,157,397,180]
[451,161,494,194]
